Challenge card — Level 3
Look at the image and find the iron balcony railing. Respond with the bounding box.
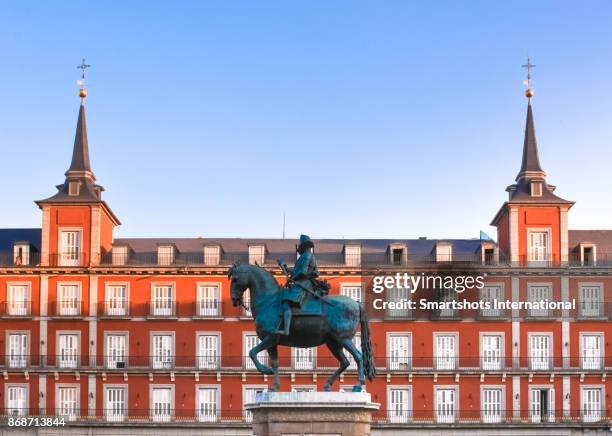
[1,355,609,372]
[0,300,32,317]
[0,408,609,426]
[49,300,85,317]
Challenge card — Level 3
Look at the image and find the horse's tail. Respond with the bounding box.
[359,304,376,381]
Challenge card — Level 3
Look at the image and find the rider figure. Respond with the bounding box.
[276,234,319,335]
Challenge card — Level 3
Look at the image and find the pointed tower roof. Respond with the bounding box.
[516,100,545,181]
[67,103,93,175]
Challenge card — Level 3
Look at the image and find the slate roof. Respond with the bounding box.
[569,230,612,253]
[0,228,41,251]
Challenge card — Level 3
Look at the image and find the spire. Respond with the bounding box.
[66,102,93,176]
[516,101,545,181]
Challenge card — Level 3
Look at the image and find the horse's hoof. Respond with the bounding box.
[351,385,362,392]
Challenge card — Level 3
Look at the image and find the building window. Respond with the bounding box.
[197,284,220,317]
[293,347,315,370]
[203,245,220,266]
[579,284,602,317]
[435,387,457,423]
[242,290,252,317]
[111,246,129,266]
[7,284,30,316]
[388,387,411,423]
[344,245,361,266]
[436,243,452,262]
[581,387,603,423]
[197,386,219,422]
[580,334,602,370]
[387,287,411,318]
[57,284,81,316]
[59,230,81,266]
[68,181,80,196]
[340,284,362,302]
[105,386,126,422]
[481,334,503,370]
[528,284,552,317]
[388,334,411,370]
[244,334,267,369]
[105,334,127,369]
[58,333,79,368]
[480,285,503,317]
[580,244,596,266]
[197,334,220,369]
[529,334,552,370]
[527,230,549,263]
[57,385,78,421]
[151,285,175,316]
[481,387,503,423]
[530,182,542,197]
[13,244,30,266]
[105,284,128,316]
[7,333,28,368]
[6,385,28,416]
[157,245,175,266]
[248,245,265,265]
[243,387,267,422]
[435,334,457,370]
[389,245,405,265]
[437,289,457,318]
[529,387,555,423]
[347,334,361,369]
[152,334,173,369]
[151,387,173,422]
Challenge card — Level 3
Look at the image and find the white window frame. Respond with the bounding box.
[196,385,220,422]
[580,385,604,423]
[57,331,80,369]
[203,245,221,266]
[528,384,555,423]
[434,332,458,370]
[387,333,411,370]
[527,228,551,263]
[479,284,503,317]
[530,181,542,197]
[344,245,361,266]
[6,282,31,316]
[5,383,28,416]
[151,332,174,369]
[528,332,553,371]
[56,384,79,421]
[480,332,504,371]
[150,283,175,317]
[579,332,603,370]
[579,244,597,266]
[104,282,129,316]
[527,283,552,317]
[111,245,129,266]
[347,334,361,369]
[481,385,505,423]
[248,245,265,265]
[105,331,128,369]
[6,331,29,368]
[436,243,452,262]
[58,228,82,267]
[579,283,603,317]
[340,283,363,303]
[386,286,411,318]
[104,384,127,422]
[157,245,175,266]
[197,332,220,370]
[387,385,412,423]
[150,384,174,422]
[57,282,82,316]
[13,243,30,266]
[292,346,316,370]
[434,385,458,423]
[196,283,221,317]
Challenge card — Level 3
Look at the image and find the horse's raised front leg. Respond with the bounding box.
[340,338,365,392]
[249,334,278,375]
[267,345,281,391]
[323,340,350,392]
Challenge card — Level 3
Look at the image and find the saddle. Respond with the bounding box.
[290,292,323,316]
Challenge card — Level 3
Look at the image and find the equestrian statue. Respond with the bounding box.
[229,234,376,392]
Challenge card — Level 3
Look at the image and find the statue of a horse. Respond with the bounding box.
[229,262,376,392]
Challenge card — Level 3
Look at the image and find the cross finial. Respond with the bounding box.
[521,57,536,98]
[76,58,91,101]
[77,58,91,80]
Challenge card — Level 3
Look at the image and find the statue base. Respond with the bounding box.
[245,391,379,436]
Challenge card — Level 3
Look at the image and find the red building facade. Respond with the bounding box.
[0,89,610,434]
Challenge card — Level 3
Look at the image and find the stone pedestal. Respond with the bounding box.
[245,391,379,436]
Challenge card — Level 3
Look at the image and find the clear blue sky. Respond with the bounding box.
[1,1,611,239]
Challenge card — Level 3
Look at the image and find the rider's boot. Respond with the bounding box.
[275,304,292,335]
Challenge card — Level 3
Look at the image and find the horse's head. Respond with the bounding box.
[228,261,249,307]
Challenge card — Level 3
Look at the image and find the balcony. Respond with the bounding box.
[0,301,31,317]
[99,300,129,317]
[147,301,177,318]
[50,300,84,317]
[48,252,88,267]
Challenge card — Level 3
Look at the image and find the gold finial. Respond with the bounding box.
[521,57,536,99]
[76,58,91,100]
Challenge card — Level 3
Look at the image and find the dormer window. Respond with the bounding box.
[389,243,407,265]
[112,245,129,266]
[530,181,542,197]
[157,245,175,266]
[68,180,80,196]
[249,245,265,265]
[435,242,452,263]
[13,243,30,266]
[344,245,361,266]
[204,245,221,266]
[579,243,597,266]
